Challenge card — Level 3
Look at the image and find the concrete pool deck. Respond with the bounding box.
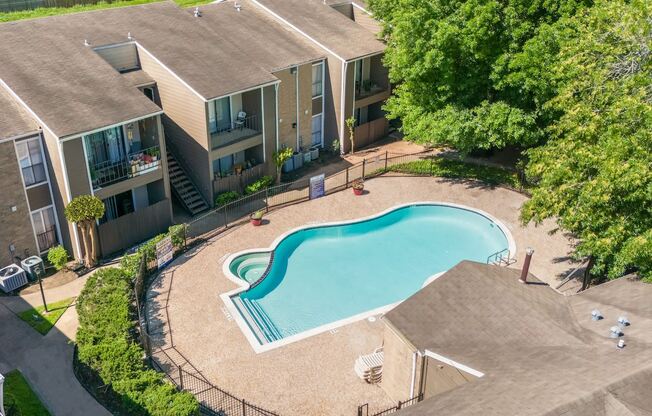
[146,175,576,415]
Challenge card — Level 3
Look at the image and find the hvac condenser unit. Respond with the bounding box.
[0,264,28,293]
[21,255,44,281]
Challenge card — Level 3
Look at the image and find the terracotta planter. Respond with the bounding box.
[251,218,263,226]
[353,187,364,196]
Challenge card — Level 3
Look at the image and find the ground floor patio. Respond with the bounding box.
[146,174,576,415]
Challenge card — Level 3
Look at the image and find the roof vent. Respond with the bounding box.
[234,1,241,11]
[84,39,91,46]
[127,32,133,40]
[617,339,626,349]
[591,309,603,321]
[193,7,202,17]
[617,316,630,328]
[610,326,622,338]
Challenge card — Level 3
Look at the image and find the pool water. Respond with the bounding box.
[228,204,510,345]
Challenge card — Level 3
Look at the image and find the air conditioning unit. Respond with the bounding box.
[21,255,44,282]
[0,264,28,293]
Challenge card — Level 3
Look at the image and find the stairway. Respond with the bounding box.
[167,151,209,216]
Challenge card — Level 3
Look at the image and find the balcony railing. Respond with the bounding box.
[211,115,261,149]
[36,226,57,252]
[90,145,161,189]
[355,81,389,100]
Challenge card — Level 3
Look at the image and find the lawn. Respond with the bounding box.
[3,370,51,416]
[380,158,523,189]
[0,0,214,23]
[18,297,74,335]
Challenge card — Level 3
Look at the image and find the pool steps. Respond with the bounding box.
[233,297,282,344]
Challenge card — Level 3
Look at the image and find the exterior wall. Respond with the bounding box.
[275,67,298,150]
[94,43,139,72]
[262,84,277,175]
[323,55,343,149]
[297,63,313,149]
[331,3,354,19]
[341,61,356,153]
[62,138,91,198]
[381,320,420,402]
[41,128,78,258]
[138,45,212,203]
[26,183,52,211]
[422,356,474,399]
[353,7,382,34]
[0,140,39,265]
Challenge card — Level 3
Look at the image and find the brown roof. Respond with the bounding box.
[386,262,652,416]
[0,1,277,138]
[194,1,325,72]
[252,0,385,61]
[0,87,39,141]
[120,69,156,88]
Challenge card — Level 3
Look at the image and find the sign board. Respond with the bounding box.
[156,236,174,270]
[309,174,325,200]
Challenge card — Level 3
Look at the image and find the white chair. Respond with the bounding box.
[354,347,383,384]
[233,111,247,130]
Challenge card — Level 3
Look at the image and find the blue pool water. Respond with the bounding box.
[229,204,510,344]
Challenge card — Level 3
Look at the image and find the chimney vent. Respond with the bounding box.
[519,247,534,283]
[84,39,90,46]
[610,326,622,338]
[591,309,603,321]
[234,2,241,11]
[617,316,630,328]
[193,7,201,17]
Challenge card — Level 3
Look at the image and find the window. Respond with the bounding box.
[32,207,57,252]
[16,137,46,187]
[100,190,134,223]
[209,97,232,134]
[312,62,323,98]
[311,114,322,146]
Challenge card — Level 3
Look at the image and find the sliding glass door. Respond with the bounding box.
[84,127,127,166]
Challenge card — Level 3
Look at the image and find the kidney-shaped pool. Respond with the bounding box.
[222,203,514,351]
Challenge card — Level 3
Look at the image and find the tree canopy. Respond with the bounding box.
[64,194,105,224]
[369,0,591,153]
[371,0,651,280]
[521,0,652,280]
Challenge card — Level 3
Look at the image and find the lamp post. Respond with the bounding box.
[34,262,47,313]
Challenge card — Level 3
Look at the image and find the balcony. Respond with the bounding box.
[90,146,162,189]
[211,114,261,150]
[36,226,58,253]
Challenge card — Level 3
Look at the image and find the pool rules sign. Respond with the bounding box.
[309,174,325,200]
[156,236,174,270]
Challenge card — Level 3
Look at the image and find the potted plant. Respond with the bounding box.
[352,179,364,196]
[250,209,265,226]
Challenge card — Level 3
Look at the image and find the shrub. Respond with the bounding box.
[168,224,186,250]
[215,191,240,207]
[76,267,198,416]
[245,175,274,195]
[47,245,68,271]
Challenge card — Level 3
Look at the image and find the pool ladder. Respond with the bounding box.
[487,248,511,266]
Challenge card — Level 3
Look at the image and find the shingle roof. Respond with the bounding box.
[252,0,385,61]
[0,87,39,141]
[386,262,652,416]
[195,1,325,72]
[0,1,277,138]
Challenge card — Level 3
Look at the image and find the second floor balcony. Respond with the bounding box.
[90,146,162,189]
[85,116,162,190]
[210,114,261,150]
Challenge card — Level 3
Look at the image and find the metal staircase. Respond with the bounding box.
[166,150,209,216]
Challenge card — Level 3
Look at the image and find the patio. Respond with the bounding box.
[146,174,576,415]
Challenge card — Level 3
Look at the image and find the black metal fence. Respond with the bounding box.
[357,394,423,416]
[186,150,440,241]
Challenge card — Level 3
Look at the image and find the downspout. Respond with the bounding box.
[340,60,346,154]
[295,65,300,150]
[275,83,280,151]
[410,350,419,398]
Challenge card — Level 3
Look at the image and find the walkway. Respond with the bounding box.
[0,274,110,416]
[147,175,577,416]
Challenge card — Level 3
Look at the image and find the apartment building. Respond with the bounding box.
[0,89,61,266]
[0,0,389,264]
[0,9,174,259]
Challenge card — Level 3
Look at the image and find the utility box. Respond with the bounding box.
[21,255,44,282]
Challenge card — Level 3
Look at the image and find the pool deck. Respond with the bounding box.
[146,175,576,415]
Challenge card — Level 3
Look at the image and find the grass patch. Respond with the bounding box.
[380,158,522,188]
[0,0,214,23]
[18,297,74,335]
[3,370,51,416]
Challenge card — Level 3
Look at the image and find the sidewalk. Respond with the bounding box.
[0,274,110,416]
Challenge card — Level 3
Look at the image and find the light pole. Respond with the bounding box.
[34,262,47,313]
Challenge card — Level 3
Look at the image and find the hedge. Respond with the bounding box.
[244,175,274,195]
[76,267,198,415]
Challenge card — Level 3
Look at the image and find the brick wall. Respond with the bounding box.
[0,140,39,266]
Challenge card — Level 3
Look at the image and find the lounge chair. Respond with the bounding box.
[354,347,383,384]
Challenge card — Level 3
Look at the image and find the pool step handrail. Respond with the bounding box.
[487,248,511,266]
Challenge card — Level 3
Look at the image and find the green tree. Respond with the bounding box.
[368,0,591,153]
[273,147,293,184]
[64,195,105,267]
[345,116,356,154]
[521,0,652,281]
